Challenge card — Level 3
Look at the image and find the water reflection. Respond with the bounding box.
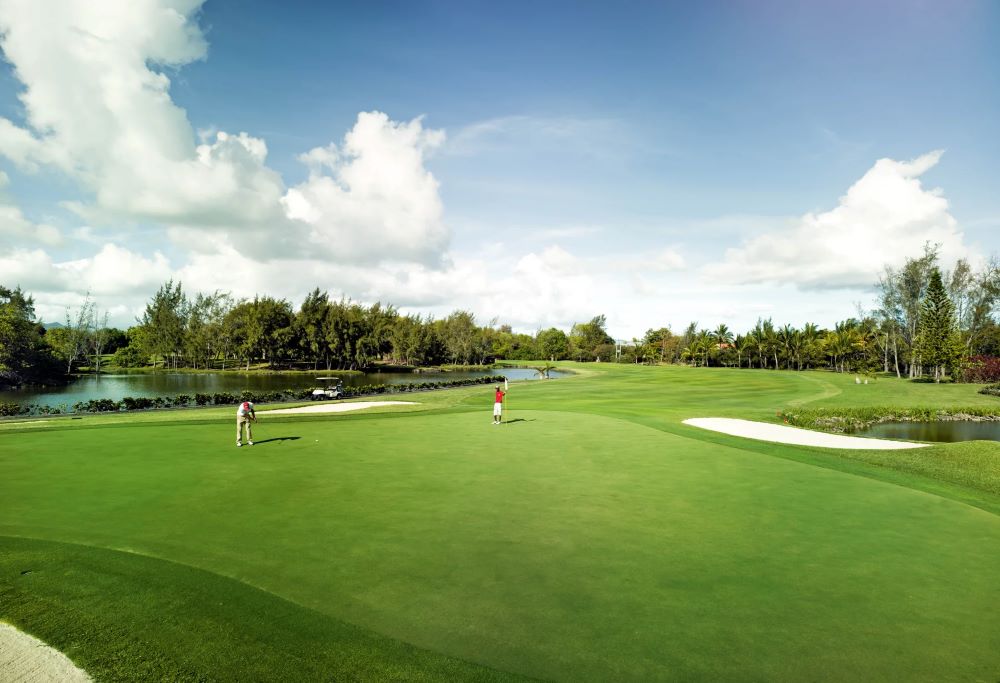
[862,420,1000,443]
[0,367,565,407]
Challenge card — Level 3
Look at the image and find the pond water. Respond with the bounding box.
[861,420,1000,443]
[0,367,566,408]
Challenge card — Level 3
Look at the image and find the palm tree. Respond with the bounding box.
[681,344,698,366]
[713,324,733,346]
[801,322,820,369]
[534,362,557,378]
[738,333,756,369]
[778,324,797,370]
[696,330,713,367]
[761,319,778,369]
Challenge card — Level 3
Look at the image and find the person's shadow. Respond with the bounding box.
[503,418,534,425]
[251,437,301,444]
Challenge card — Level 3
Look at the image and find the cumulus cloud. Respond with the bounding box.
[171,243,603,333]
[0,1,449,267]
[59,244,173,296]
[0,0,268,226]
[284,112,449,266]
[704,151,969,289]
[0,243,170,295]
[0,199,61,248]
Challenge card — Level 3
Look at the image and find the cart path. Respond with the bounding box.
[683,417,928,450]
[0,622,91,682]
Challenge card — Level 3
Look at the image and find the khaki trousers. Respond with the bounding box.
[237,415,253,442]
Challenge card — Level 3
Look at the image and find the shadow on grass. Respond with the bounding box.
[502,418,534,425]
[250,437,301,444]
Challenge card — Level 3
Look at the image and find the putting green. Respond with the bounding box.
[1,365,999,680]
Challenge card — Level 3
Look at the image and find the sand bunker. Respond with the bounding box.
[0,622,91,682]
[265,401,417,415]
[683,417,928,450]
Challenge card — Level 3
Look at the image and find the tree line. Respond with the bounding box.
[671,247,1000,381]
[2,245,997,387]
[0,282,622,386]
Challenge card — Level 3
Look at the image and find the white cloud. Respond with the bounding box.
[446,115,631,159]
[58,244,173,296]
[0,201,61,247]
[283,112,449,266]
[0,2,449,268]
[704,151,969,289]
[623,248,686,272]
[0,248,65,292]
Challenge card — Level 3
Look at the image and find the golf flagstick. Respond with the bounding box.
[504,377,509,424]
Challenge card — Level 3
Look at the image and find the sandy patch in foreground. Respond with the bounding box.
[683,417,928,450]
[0,622,91,682]
[265,401,417,415]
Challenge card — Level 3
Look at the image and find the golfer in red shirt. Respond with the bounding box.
[493,385,505,424]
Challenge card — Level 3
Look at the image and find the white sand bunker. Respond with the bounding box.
[0,622,91,682]
[684,418,928,450]
[265,401,417,415]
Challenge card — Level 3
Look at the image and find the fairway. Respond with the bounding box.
[2,365,1000,681]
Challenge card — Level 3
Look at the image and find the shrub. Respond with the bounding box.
[964,356,1000,383]
[75,398,119,413]
[979,383,1000,398]
[121,396,154,411]
[0,401,25,416]
[195,393,212,406]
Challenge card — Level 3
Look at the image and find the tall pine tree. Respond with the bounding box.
[916,267,963,382]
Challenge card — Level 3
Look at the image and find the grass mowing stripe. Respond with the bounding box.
[3,364,1000,680]
[0,536,531,682]
[4,407,1000,681]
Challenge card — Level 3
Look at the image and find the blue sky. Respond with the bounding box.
[0,0,997,338]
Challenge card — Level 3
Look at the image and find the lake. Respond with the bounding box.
[0,368,566,408]
[861,420,1000,443]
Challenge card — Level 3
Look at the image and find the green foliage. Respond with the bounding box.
[536,327,569,361]
[778,405,1000,433]
[916,267,964,381]
[569,315,613,361]
[112,344,148,368]
[979,383,1000,397]
[0,401,26,416]
[135,280,187,368]
[0,285,63,386]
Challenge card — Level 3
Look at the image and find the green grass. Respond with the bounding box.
[1,365,999,681]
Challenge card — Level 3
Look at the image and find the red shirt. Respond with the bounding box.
[495,390,504,404]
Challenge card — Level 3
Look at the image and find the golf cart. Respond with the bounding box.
[311,377,344,400]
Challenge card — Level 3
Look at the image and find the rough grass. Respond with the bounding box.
[1,364,999,681]
[779,405,1000,432]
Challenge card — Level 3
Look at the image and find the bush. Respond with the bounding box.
[76,398,119,412]
[979,383,1000,398]
[964,356,1000,383]
[121,396,155,411]
[0,401,25,416]
[195,393,212,406]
